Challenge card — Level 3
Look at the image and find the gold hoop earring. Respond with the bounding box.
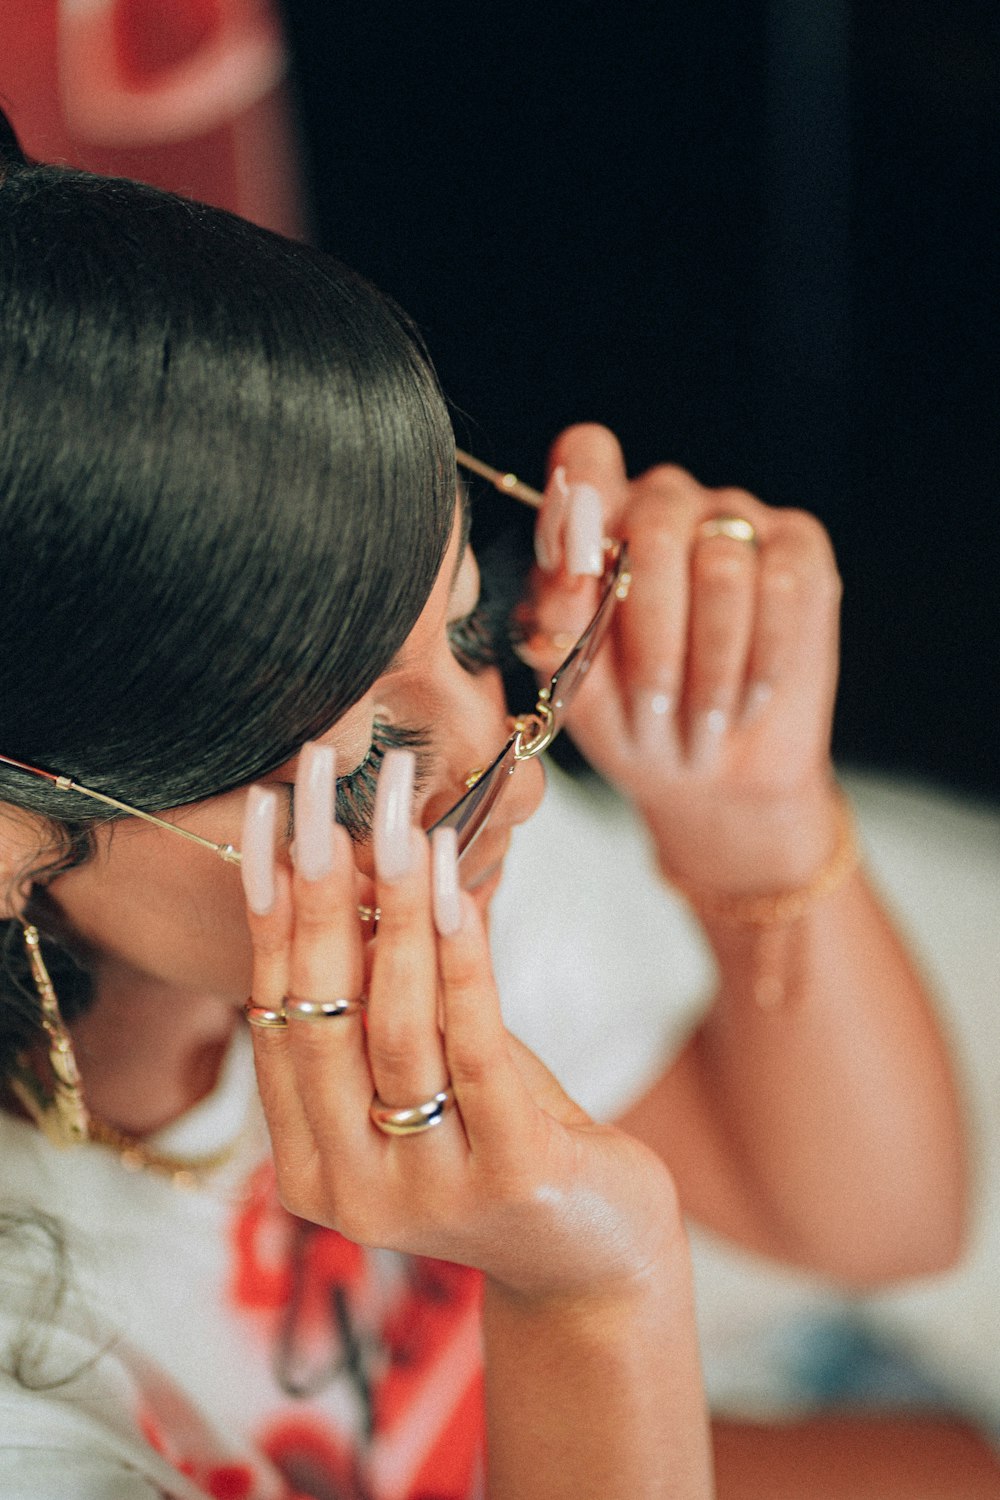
[9,923,90,1148]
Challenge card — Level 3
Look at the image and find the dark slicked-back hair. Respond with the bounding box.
[0,111,455,1069]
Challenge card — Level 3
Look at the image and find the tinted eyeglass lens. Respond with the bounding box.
[431,543,627,860]
[430,735,519,856]
[546,548,625,733]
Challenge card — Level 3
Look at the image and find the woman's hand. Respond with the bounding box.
[241,743,714,1497]
[240,742,680,1300]
[523,424,844,892]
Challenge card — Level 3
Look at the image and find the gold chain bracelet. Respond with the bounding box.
[664,791,859,928]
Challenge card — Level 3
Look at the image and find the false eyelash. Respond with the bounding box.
[334,720,433,843]
[447,599,501,674]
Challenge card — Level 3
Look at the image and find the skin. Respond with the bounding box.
[0,503,713,1498]
[531,426,966,1285]
[0,423,977,1495]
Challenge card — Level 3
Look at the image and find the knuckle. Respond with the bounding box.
[776,509,839,566]
[251,925,288,960]
[447,1040,505,1091]
[711,484,759,514]
[375,887,427,937]
[639,461,695,494]
[760,564,799,599]
[368,1027,424,1079]
[628,505,685,565]
[558,419,617,449]
[274,1166,312,1222]
[438,945,485,994]
[780,506,829,542]
[694,547,747,587]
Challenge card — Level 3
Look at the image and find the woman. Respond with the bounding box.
[0,113,964,1498]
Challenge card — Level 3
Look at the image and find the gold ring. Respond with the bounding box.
[369,1087,455,1137]
[285,995,367,1021]
[244,1002,287,1029]
[697,514,757,546]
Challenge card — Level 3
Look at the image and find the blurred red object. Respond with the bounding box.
[0,0,306,237]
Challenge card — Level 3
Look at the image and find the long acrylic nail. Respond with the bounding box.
[535,465,570,572]
[242,786,278,914]
[294,742,336,881]
[431,827,463,936]
[565,482,605,576]
[688,707,729,770]
[374,748,416,881]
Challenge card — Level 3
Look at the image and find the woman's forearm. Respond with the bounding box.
[631,854,967,1284]
[483,1233,714,1500]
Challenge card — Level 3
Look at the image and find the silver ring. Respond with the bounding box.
[244,1002,287,1029]
[369,1087,455,1137]
[697,514,757,546]
[285,995,367,1021]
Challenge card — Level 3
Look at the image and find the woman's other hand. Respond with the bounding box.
[524,423,844,893]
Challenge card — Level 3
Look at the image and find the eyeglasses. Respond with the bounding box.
[0,452,630,868]
[434,450,630,858]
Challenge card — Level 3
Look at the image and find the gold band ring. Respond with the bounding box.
[244,1002,287,1029]
[285,995,367,1021]
[369,1087,455,1137]
[698,514,757,546]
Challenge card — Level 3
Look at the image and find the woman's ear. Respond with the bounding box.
[0,804,49,918]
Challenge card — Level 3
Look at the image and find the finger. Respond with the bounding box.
[367,749,450,1108]
[530,426,626,588]
[282,742,371,1152]
[241,786,313,1155]
[527,426,628,653]
[684,489,760,766]
[614,464,706,759]
[288,743,365,1004]
[434,841,535,1164]
[242,786,290,1011]
[745,511,842,730]
[547,423,630,530]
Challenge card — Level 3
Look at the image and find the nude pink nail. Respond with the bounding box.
[374,748,416,881]
[241,786,278,915]
[431,827,462,936]
[294,742,335,881]
[565,482,605,576]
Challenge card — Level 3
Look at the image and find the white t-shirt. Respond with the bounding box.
[492,764,1000,1430]
[0,763,997,1496]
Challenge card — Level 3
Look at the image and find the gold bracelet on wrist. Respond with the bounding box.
[664,791,860,928]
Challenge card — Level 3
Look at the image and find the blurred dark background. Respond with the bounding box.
[281,0,998,801]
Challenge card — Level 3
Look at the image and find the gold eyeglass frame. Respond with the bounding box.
[0,451,630,870]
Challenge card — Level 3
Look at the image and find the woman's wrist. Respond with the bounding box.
[481,1147,687,1310]
[644,776,849,899]
[660,787,859,928]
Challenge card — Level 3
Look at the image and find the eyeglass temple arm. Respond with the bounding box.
[455,449,544,510]
[0,752,242,865]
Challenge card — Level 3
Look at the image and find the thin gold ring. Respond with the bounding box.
[369,1087,455,1137]
[697,514,758,546]
[244,1002,287,1029]
[285,995,367,1021]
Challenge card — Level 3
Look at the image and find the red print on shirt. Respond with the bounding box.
[229,1162,484,1500]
